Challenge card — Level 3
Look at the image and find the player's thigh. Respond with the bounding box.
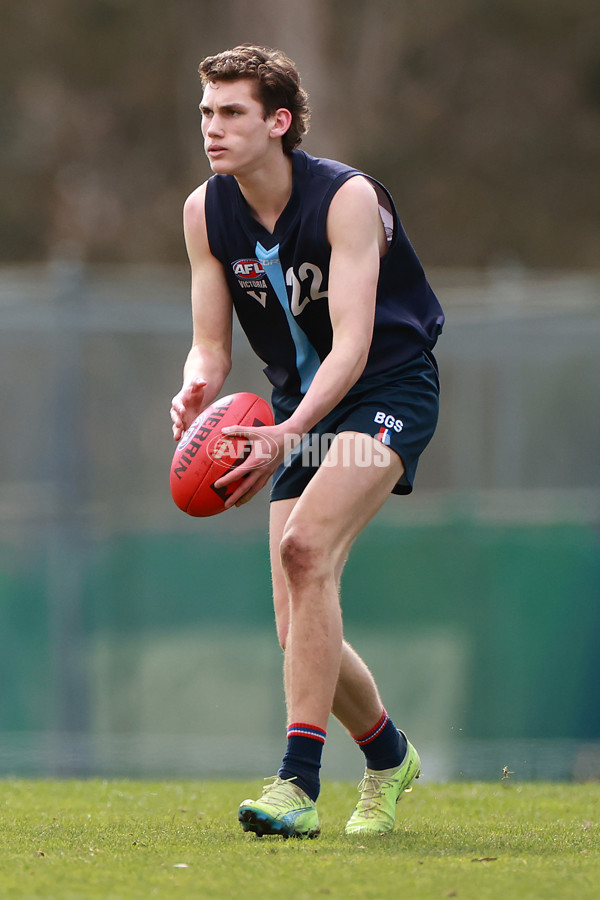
[282,431,404,571]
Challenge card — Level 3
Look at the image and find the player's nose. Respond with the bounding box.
[206,115,224,136]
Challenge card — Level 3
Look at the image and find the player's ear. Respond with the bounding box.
[270,108,292,140]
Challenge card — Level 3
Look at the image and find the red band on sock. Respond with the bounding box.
[287,722,327,743]
[353,709,389,746]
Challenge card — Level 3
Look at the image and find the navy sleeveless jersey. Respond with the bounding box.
[204,149,444,396]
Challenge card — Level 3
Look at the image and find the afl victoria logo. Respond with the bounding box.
[232,259,266,279]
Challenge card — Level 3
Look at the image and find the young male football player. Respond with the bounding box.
[170,45,444,838]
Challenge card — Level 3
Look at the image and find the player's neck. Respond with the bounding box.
[235,152,293,234]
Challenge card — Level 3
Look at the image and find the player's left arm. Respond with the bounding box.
[217,176,382,506]
[283,174,382,435]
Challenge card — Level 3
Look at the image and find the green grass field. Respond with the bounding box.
[1,779,598,899]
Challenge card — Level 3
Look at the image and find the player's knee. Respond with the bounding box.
[279,526,325,587]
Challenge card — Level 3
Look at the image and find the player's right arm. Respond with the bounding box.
[170,183,234,441]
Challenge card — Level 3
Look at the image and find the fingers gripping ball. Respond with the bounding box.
[170,392,274,517]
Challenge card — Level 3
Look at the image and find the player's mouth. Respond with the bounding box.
[207,145,227,157]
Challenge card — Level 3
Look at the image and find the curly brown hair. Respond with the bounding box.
[198,45,310,155]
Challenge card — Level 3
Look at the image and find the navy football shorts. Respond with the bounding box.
[270,350,440,501]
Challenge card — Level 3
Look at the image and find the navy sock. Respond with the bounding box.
[277,723,326,802]
[353,709,407,771]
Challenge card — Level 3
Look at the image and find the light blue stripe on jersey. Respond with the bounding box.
[255,241,321,394]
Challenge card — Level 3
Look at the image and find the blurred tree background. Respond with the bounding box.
[2,0,599,269]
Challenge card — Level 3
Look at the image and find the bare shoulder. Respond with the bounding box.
[330,174,379,214]
[184,182,209,230]
[327,174,381,246]
[183,182,213,262]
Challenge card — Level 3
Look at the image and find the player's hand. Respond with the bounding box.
[170,378,207,441]
[214,422,298,508]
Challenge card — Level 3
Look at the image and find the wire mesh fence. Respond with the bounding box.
[1,263,599,779]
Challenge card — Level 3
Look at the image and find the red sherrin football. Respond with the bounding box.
[170,392,274,517]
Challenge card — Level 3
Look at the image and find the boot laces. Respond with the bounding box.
[355,772,393,815]
[261,776,305,809]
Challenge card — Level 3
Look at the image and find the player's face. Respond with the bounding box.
[200,79,276,177]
